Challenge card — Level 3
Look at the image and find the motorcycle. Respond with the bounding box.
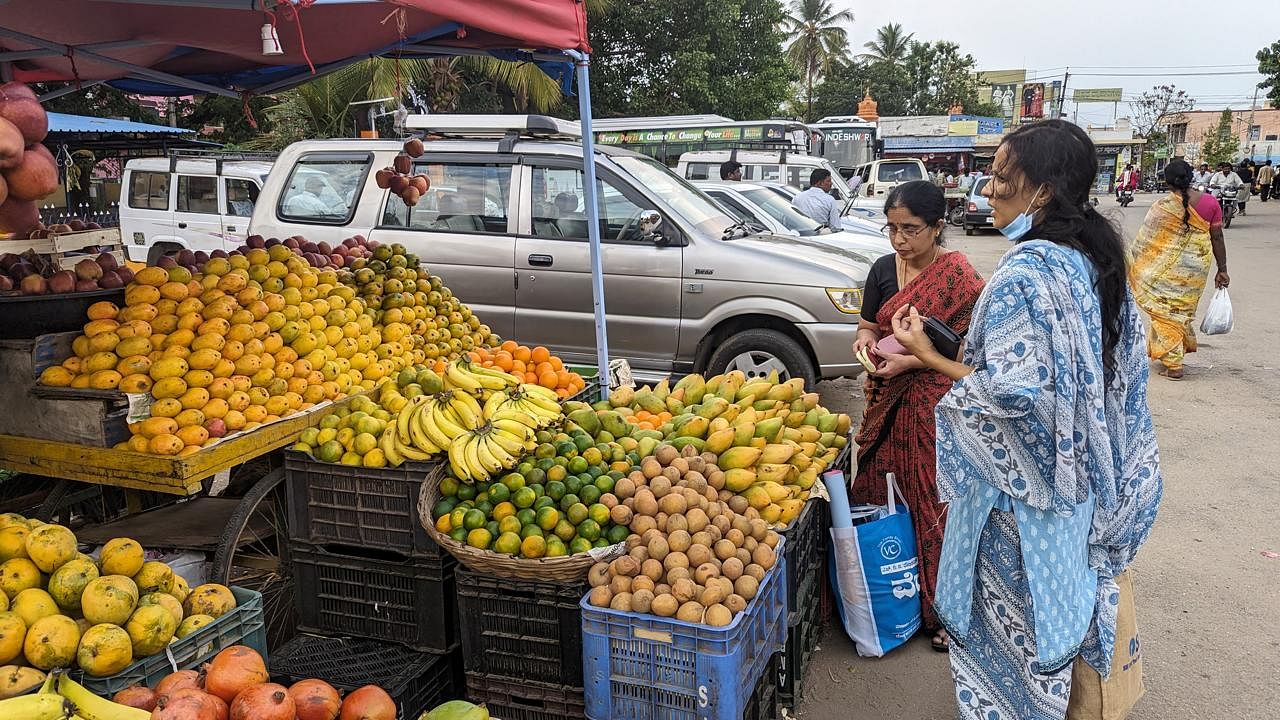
[1117,187,1134,207]
[1209,185,1238,228]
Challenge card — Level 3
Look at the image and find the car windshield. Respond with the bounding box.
[971,177,991,196]
[613,156,735,235]
[740,187,822,234]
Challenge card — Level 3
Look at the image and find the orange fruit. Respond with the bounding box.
[174,408,205,429]
[150,398,182,418]
[175,425,208,448]
[223,410,247,431]
[148,434,184,456]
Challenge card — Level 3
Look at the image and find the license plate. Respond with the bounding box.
[984,216,993,223]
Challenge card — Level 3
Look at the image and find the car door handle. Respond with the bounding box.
[528,254,553,267]
[226,225,236,232]
[177,222,187,229]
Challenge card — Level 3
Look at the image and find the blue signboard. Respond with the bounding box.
[949,115,1004,135]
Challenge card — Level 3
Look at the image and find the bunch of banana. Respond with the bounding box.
[443,359,521,398]
[448,407,542,482]
[57,674,151,720]
[382,390,486,466]
[0,671,148,720]
[481,383,565,429]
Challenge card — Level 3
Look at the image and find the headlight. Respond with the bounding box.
[826,287,863,314]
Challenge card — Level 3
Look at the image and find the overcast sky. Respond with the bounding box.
[834,0,1278,125]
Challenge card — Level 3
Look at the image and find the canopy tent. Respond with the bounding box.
[0,0,613,389]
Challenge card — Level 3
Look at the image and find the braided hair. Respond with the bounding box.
[1164,159,1194,228]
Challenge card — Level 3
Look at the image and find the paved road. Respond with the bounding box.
[800,194,1280,719]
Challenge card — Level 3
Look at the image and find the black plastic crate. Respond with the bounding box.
[291,542,458,653]
[777,572,822,709]
[745,653,780,720]
[780,497,826,614]
[466,674,585,720]
[455,567,586,688]
[270,634,462,720]
[285,451,443,559]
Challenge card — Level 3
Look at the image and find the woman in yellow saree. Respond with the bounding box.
[1128,159,1230,379]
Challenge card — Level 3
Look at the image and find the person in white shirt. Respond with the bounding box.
[793,168,843,228]
[285,178,332,217]
[1192,163,1213,187]
[1210,162,1243,190]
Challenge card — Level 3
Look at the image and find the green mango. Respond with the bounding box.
[568,409,601,437]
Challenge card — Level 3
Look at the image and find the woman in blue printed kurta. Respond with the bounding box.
[890,120,1163,720]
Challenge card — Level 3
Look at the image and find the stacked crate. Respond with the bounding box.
[282,452,462,718]
[776,496,829,708]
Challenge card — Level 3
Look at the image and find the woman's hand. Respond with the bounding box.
[872,351,916,378]
[852,329,879,356]
[1215,270,1230,288]
[891,304,938,360]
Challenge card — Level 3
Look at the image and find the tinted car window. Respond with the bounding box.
[225,179,259,217]
[177,176,218,214]
[528,165,651,242]
[128,171,169,210]
[381,162,511,234]
[877,162,924,183]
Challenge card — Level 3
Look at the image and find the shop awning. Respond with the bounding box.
[883,136,977,153]
[48,113,194,135]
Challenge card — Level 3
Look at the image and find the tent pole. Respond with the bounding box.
[569,51,611,399]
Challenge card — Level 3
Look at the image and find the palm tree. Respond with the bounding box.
[781,0,855,120]
[861,22,914,65]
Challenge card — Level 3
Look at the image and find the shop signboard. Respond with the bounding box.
[1022,83,1045,119]
[949,115,1004,136]
[878,116,950,137]
[1073,88,1123,103]
[991,84,1018,119]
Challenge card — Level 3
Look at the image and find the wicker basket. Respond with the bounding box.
[417,464,626,583]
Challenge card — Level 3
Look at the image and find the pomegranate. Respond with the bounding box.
[4,144,58,201]
[48,270,76,294]
[203,645,269,704]
[338,685,396,720]
[75,278,100,292]
[96,252,119,272]
[0,117,23,168]
[117,266,135,284]
[0,275,12,291]
[155,669,204,701]
[230,683,295,720]
[152,689,220,720]
[114,685,158,711]
[0,196,39,235]
[289,679,341,720]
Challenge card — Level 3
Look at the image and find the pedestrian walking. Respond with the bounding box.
[1258,160,1274,201]
[1236,161,1253,215]
[890,119,1163,720]
[849,180,985,653]
[1128,159,1230,380]
[793,168,843,228]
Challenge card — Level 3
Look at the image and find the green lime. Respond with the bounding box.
[546,465,567,483]
[494,532,521,555]
[536,506,561,532]
[566,502,590,525]
[498,516,522,535]
[487,483,511,504]
[607,524,631,544]
[569,537,593,555]
[594,476,615,494]
[450,507,468,532]
[554,518,577,542]
[516,508,537,527]
[456,484,477,502]
[485,520,500,538]
[501,473,526,492]
[576,519,601,542]
[535,442,557,459]
[520,524,545,540]
[607,470,625,481]
[559,493,581,512]
[579,485,601,505]
[535,429,554,444]
[463,509,487,531]
[476,480,492,496]
[524,467,546,485]
[592,538,610,549]
[568,456,589,475]
[512,484,537,507]
[555,441,578,458]
[439,476,461,498]
[449,528,468,543]
[574,435,593,452]
[565,476,584,495]
[588,503,611,526]
[516,462,535,477]
[536,457,556,472]
[466,528,493,550]
[534,496,555,511]
[545,537,568,557]
[586,465,605,479]
[545,480,566,501]
[432,497,458,520]
[521,534,547,558]
[530,483,545,498]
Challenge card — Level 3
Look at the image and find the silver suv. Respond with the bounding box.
[248,116,870,386]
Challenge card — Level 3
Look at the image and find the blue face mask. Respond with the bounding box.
[999,184,1045,242]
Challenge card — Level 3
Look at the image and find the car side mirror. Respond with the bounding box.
[638,210,668,245]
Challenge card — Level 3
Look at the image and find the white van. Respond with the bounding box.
[120,152,274,263]
[676,150,859,202]
[848,158,928,205]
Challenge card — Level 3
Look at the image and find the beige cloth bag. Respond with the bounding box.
[1067,571,1146,720]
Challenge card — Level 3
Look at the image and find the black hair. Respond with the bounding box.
[995,119,1128,371]
[1164,159,1193,228]
[883,180,947,245]
[809,168,831,186]
[720,160,742,180]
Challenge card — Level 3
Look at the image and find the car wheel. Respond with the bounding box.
[706,328,817,389]
[965,226,975,236]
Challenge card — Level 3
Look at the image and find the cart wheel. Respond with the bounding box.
[212,467,296,649]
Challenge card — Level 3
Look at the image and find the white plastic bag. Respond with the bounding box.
[1200,288,1233,335]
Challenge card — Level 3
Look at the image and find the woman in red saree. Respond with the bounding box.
[850,181,985,651]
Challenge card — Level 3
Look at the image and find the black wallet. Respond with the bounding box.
[923,317,964,361]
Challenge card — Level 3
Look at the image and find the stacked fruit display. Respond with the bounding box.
[428,424,634,557]
[0,513,237,677]
[0,250,127,295]
[585,443,782,627]
[0,82,57,238]
[577,371,851,527]
[469,342,588,399]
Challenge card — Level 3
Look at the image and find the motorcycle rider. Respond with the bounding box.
[1117,163,1138,201]
[1192,163,1213,187]
[1210,162,1243,216]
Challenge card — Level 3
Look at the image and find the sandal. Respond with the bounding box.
[1158,366,1184,380]
[931,629,951,653]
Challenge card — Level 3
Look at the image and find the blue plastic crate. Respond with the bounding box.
[580,537,787,720]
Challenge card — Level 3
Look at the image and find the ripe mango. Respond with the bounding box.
[760,443,796,464]
[652,378,670,401]
[753,418,783,442]
[741,485,772,511]
[704,429,735,455]
[717,446,761,470]
[723,468,756,493]
[674,416,709,439]
[697,397,729,420]
[599,411,632,439]
[755,463,793,484]
[567,409,601,437]
[673,374,706,405]
[667,437,705,453]
[732,421,755,447]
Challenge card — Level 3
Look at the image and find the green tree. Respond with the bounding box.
[860,23,913,65]
[585,0,794,119]
[34,84,162,124]
[1198,109,1239,166]
[175,95,277,147]
[781,0,855,120]
[1258,40,1280,107]
[901,41,981,115]
[809,38,983,120]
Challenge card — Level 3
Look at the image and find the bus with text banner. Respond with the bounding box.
[811,116,878,177]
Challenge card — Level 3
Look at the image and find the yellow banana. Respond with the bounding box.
[448,395,482,430]
[487,427,528,455]
[516,398,561,425]
[482,389,508,418]
[57,674,150,720]
[418,405,456,449]
[521,383,561,402]
[464,434,486,480]
[397,396,426,445]
[490,418,535,441]
[454,390,485,420]
[0,692,74,720]
[398,440,433,462]
[444,362,483,393]
[488,435,518,470]
[468,363,521,388]
[474,435,506,475]
[431,401,469,439]
[448,435,473,482]
[408,411,441,454]
[519,391,563,415]
[489,408,541,431]
[381,426,405,467]
[468,368,510,391]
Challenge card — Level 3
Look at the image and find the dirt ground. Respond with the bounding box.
[798,195,1280,719]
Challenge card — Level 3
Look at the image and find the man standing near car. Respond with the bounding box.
[1257,160,1274,202]
[720,160,743,181]
[794,168,843,228]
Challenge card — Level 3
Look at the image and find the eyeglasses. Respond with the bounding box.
[881,223,929,239]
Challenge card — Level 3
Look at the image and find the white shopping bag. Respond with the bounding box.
[1200,288,1233,335]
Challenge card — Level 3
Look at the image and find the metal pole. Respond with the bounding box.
[569,52,611,398]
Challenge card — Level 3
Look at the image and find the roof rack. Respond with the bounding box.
[404,114,581,152]
[167,149,277,175]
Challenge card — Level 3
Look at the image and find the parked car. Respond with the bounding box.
[120,153,274,263]
[675,149,861,205]
[962,176,994,235]
[249,115,873,386]
[753,181,887,229]
[847,158,928,207]
[695,180,892,264]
